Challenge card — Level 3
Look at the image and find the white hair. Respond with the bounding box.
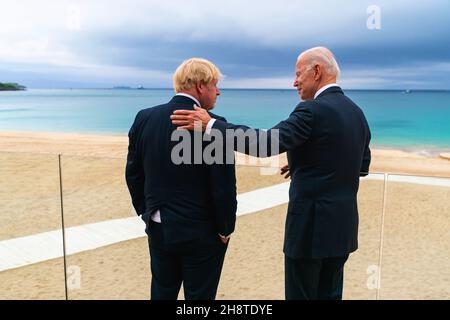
[297,47,340,79]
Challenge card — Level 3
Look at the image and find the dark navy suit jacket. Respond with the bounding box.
[126,95,237,244]
[212,86,371,258]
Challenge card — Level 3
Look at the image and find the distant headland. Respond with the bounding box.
[112,85,145,90]
[0,83,26,91]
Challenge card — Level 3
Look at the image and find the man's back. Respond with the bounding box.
[284,86,371,258]
[126,95,237,244]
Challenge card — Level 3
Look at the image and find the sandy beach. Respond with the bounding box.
[0,131,449,300]
[0,130,449,177]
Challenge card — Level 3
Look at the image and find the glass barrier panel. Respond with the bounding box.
[0,152,65,299]
[218,164,288,299]
[380,174,450,299]
[344,173,385,300]
[61,155,149,299]
[57,155,391,300]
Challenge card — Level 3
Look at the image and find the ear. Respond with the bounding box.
[195,81,204,94]
[314,65,321,81]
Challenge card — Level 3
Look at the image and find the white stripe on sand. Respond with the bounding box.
[0,174,448,272]
[362,173,450,187]
[0,182,290,272]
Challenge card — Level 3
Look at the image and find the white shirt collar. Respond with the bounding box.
[175,93,202,108]
[314,83,339,99]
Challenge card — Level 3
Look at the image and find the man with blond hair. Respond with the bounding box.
[126,58,237,300]
[171,47,371,300]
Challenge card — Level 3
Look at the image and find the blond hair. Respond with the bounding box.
[173,58,223,93]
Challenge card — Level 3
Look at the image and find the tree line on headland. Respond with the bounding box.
[0,83,26,91]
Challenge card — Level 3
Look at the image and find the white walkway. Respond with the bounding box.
[361,173,450,187]
[1,174,448,272]
[0,182,290,272]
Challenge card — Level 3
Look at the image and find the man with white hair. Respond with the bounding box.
[171,47,371,300]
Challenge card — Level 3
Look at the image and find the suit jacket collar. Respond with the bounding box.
[170,94,200,108]
[315,86,343,99]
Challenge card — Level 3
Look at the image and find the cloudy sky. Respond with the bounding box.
[1,0,449,89]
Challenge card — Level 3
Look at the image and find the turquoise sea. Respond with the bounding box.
[0,89,449,153]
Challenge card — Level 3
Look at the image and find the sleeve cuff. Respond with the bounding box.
[205,118,217,135]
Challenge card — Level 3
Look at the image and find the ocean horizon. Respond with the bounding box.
[1,88,449,155]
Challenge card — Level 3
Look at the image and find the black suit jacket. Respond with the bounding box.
[212,86,371,258]
[126,95,237,244]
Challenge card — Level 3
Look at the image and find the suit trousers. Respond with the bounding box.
[148,220,228,300]
[285,254,349,300]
